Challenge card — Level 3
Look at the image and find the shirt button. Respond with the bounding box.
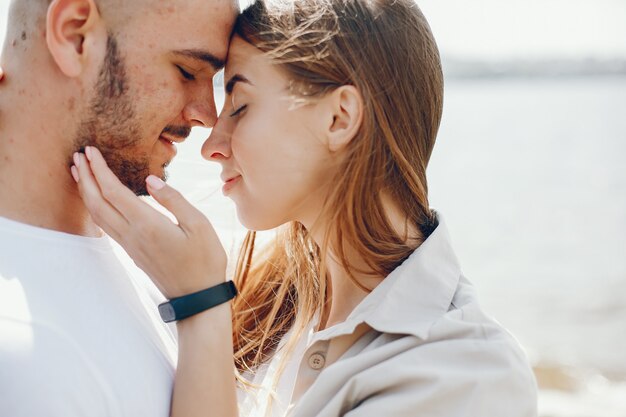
[308,352,326,370]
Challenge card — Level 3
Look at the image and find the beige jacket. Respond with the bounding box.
[242,216,538,417]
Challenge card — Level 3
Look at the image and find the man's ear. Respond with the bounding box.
[46,0,103,77]
[322,85,363,152]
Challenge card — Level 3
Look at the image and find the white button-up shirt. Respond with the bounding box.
[239,216,538,417]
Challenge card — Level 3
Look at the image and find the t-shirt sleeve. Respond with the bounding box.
[342,337,538,417]
[0,318,121,417]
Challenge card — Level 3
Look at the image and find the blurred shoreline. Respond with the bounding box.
[213,57,626,88]
[534,363,626,417]
[443,56,626,79]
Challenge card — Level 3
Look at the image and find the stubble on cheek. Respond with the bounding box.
[72,34,152,196]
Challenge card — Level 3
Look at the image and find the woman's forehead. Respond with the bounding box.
[224,37,285,89]
[225,36,259,71]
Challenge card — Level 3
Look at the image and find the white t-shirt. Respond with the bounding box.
[0,216,178,417]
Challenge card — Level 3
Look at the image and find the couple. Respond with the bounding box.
[0,0,538,416]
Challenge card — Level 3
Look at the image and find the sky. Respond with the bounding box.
[1,0,625,60]
[417,0,626,59]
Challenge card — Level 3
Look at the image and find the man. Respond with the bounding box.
[0,0,237,415]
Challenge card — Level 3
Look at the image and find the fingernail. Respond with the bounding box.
[85,146,92,161]
[70,165,79,182]
[146,175,166,190]
[73,152,80,168]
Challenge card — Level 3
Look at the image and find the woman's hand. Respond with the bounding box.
[73,148,239,417]
[72,146,227,299]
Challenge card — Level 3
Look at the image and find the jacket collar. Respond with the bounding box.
[312,214,461,342]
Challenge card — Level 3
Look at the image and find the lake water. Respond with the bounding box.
[165,76,626,416]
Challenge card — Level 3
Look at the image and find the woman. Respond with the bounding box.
[71,0,538,415]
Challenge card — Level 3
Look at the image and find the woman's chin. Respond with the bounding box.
[236,209,285,232]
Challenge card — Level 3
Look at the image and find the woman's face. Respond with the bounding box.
[201,36,338,231]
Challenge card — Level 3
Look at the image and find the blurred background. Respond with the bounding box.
[2,1,625,415]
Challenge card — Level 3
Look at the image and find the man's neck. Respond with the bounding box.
[0,111,102,238]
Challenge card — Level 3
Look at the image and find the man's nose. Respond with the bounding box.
[182,85,218,128]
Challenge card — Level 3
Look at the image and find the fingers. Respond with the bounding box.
[81,146,212,241]
[84,146,154,223]
[72,152,128,242]
[145,175,209,234]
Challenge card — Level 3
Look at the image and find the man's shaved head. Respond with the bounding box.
[7,0,145,44]
[5,0,47,46]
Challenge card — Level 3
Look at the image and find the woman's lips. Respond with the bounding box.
[222,175,242,195]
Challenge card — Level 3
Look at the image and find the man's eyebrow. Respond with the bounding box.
[225,74,252,95]
[173,49,225,70]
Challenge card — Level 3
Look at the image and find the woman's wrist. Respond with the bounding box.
[162,270,227,299]
[158,280,237,323]
[176,301,232,330]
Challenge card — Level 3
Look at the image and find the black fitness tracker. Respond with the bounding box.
[158,281,238,323]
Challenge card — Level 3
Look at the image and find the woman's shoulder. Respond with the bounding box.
[429,274,522,343]
[421,273,535,380]
[353,274,538,416]
[328,275,537,416]
[297,319,538,417]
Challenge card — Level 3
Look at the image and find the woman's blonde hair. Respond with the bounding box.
[230,0,444,374]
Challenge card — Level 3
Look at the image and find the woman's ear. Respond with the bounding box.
[323,85,363,152]
[46,0,104,77]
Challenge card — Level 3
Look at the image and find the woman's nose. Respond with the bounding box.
[201,113,232,161]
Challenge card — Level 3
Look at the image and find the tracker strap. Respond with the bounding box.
[158,281,238,323]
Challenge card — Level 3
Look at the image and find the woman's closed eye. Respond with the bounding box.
[230,104,248,118]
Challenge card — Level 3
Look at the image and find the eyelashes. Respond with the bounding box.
[229,105,248,118]
[176,65,196,81]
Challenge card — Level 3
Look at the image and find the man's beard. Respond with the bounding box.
[73,34,155,196]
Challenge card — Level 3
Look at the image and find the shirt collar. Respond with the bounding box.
[313,214,461,342]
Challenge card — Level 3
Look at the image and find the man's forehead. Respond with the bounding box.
[152,0,239,26]
[150,0,238,14]
[140,0,238,64]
